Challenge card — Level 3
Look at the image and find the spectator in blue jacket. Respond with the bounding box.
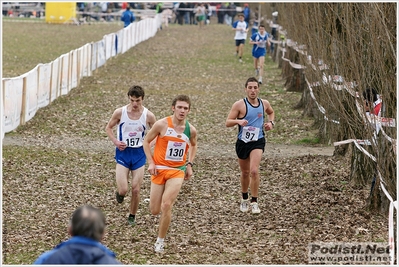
[121,6,135,28]
[33,205,121,265]
[243,3,250,24]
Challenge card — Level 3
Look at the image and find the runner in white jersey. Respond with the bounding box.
[105,85,156,226]
[232,13,249,63]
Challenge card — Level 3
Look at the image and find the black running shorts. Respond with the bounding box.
[235,39,246,46]
[235,137,266,160]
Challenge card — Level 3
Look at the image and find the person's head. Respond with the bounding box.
[126,6,130,11]
[238,13,244,21]
[172,95,191,120]
[244,77,260,99]
[127,85,145,109]
[68,205,106,242]
[362,88,379,112]
[258,24,265,33]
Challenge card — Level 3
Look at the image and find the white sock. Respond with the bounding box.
[157,237,164,243]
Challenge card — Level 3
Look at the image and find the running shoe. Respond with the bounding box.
[115,191,124,203]
[154,242,164,253]
[127,216,136,226]
[259,78,263,85]
[239,58,243,63]
[240,199,249,212]
[251,202,261,214]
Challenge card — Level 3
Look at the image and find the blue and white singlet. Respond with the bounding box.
[117,106,148,148]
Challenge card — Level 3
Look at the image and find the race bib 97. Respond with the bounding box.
[241,126,260,143]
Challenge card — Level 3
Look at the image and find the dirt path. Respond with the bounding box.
[2,135,334,158]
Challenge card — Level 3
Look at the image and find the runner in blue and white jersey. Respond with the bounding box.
[105,85,156,226]
[249,25,270,84]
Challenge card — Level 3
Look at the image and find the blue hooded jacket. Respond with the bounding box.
[33,236,121,265]
[243,6,250,21]
[121,9,135,28]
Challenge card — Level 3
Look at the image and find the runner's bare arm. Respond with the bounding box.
[105,108,126,150]
[226,100,247,127]
[184,124,198,180]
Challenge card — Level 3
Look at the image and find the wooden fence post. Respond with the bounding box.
[20,77,27,125]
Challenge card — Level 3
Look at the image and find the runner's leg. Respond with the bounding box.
[157,178,184,238]
[129,165,144,215]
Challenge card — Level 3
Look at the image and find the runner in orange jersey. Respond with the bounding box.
[143,95,197,253]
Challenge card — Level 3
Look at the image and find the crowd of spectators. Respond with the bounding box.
[2,2,44,18]
[171,2,250,26]
[2,2,255,27]
[76,2,249,26]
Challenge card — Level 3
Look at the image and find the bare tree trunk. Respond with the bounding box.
[276,43,284,69]
[295,80,316,115]
[284,46,305,92]
[350,145,375,186]
[368,135,397,214]
[280,45,291,80]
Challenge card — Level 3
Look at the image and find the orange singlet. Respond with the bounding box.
[151,116,191,185]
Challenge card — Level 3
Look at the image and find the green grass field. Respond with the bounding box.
[2,19,123,77]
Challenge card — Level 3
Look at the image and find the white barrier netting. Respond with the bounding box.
[2,14,162,139]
